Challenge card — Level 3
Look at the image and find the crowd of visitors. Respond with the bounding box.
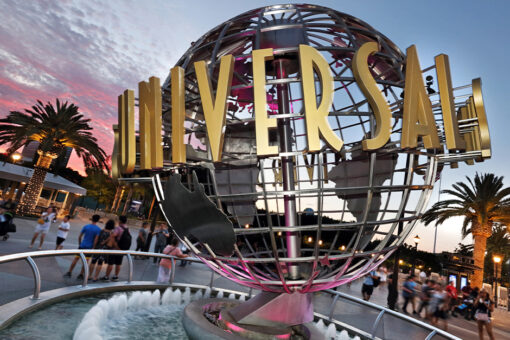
[360,267,496,340]
[24,210,189,285]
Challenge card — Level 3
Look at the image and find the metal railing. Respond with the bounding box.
[321,289,460,340]
[0,250,460,339]
[0,249,213,299]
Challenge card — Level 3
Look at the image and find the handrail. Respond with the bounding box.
[0,249,208,296]
[0,250,460,340]
[324,289,461,340]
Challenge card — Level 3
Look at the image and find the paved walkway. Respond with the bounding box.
[1,216,509,340]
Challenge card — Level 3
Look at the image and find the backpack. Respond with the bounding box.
[118,226,132,250]
[373,276,381,287]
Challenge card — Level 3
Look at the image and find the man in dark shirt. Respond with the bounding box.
[417,279,435,318]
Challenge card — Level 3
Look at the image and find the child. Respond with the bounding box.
[157,238,188,283]
[89,219,115,282]
[55,215,71,250]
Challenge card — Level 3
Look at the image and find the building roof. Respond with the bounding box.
[0,162,86,195]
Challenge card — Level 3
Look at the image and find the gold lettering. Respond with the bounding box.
[253,48,278,156]
[299,44,343,152]
[171,67,187,163]
[195,55,234,162]
[139,76,163,169]
[458,105,475,165]
[118,90,135,174]
[352,42,392,150]
[111,124,119,181]
[401,45,441,150]
[471,78,491,158]
[435,54,465,151]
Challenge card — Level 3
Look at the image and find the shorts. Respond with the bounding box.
[362,284,374,296]
[434,309,448,319]
[35,224,50,234]
[107,254,123,266]
[56,237,66,246]
[91,255,106,265]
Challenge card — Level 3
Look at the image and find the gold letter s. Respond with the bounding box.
[352,42,392,150]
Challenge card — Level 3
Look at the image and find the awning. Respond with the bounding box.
[0,162,86,195]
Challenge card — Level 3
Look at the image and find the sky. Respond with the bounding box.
[1,0,509,252]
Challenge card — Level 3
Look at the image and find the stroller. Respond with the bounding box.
[0,211,16,241]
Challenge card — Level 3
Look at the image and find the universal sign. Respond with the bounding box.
[113,43,490,176]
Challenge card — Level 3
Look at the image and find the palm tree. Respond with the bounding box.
[422,173,510,288]
[0,99,107,214]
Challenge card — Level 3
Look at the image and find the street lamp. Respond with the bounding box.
[11,152,21,163]
[493,254,502,307]
[412,235,421,275]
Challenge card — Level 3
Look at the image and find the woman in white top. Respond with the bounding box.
[29,207,56,250]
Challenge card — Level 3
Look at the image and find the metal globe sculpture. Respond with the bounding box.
[149,3,485,295]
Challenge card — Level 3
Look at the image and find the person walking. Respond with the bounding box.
[29,207,56,249]
[152,223,170,263]
[89,219,115,282]
[474,290,495,340]
[430,283,450,331]
[378,265,388,288]
[401,275,417,314]
[102,215,132,281]
[63,214,102,279]
[55,215,71,250]
[135,222,149,258]
[361,269,379,301]
[157,238,189,283]
[417,279,435,318]
[446,280,459,317]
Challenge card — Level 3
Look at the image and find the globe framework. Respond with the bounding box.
[155,3,439,293]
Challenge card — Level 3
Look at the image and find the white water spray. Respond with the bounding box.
[73,288,206,340]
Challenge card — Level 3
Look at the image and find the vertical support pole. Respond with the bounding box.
[274,59,299,280]
[25,256,41,299]
[14,183,26,202]
[122,186,133,215]
[114,187,126,212]
[127,253,133,283]
[79,252,89,288]
[61,191,70,212]
[170,257,176,284]
[111,186,121,212]
[7,181,18,200]
[147,196,156,220]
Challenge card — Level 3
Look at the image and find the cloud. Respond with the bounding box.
[0,0,195,173]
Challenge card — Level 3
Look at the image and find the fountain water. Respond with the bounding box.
[73,288,189,340]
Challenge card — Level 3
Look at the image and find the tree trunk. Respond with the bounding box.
[16,153,55,214]
[472,233,488,289]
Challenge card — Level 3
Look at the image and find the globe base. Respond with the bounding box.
[183,297,321,340]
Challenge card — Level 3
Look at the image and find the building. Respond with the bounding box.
[0,162,85,215]
[440,252,477,289]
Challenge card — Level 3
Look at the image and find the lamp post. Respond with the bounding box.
[493,254,502,307]
[411,235,421,275]
[11,152,21,164]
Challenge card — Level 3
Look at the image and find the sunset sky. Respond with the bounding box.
[1,0,509,252]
